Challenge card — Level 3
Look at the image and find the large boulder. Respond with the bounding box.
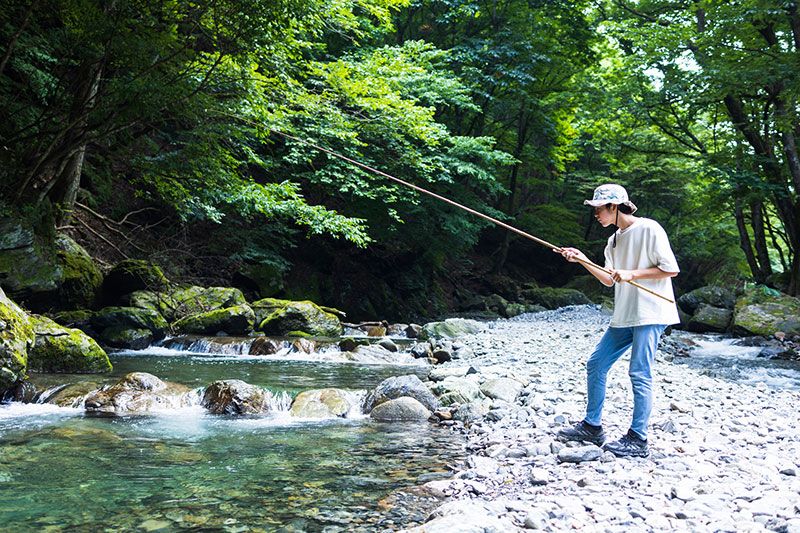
[91,306,168,349]
[0,219,101,311]
[41,381,102,407]
[520,287,591,309]
[419,318,484,341]
[172,304,255,335]
[127,286,247,323]
[202,380,283,414]
[54,235,102,309]
[101,259,168,304]
[678,285,736,315]
[363,375,439,413]
[733,286,800,337]
[563,275,614,304]
[0,288,34,389]
[344,344,411,364]
[687,304,733,333]
[255,299,343,337]
[290,388,353,418]
[369,397,431,422]
[83,372,194,413]
[28,315,111,373]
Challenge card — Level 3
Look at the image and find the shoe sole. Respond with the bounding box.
[604,448,649,458]
[557,434,606,447]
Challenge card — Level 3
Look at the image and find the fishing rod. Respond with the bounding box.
[271,129,675,304]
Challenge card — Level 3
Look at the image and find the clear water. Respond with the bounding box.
[670,333,800,391]
[0,350,464,531]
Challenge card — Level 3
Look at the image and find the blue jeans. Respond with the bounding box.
[583,325,666,439]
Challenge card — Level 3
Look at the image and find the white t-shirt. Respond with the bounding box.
[603,217,680,327]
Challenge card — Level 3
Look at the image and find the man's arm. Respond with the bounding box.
[611,267,678,283]
[555,247,614,287]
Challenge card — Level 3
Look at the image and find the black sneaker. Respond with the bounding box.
[556,421,606,446]
[603,430,649,458]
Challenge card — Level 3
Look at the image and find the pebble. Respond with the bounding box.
[399,307,800,533]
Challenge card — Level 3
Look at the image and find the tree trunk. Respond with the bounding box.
[734,199,762,282]
[750,199,773,280]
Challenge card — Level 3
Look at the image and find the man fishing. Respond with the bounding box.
[555,184,680,458]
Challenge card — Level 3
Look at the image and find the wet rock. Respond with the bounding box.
[345,344,407,364]
[339,337,370,352]
[678,285,736,315]
[91,306,168,348]
[431,347,452,364]
[249,337,282,355]
[0,288,34,390]
[370,397,431,422]
[202,380,283,414]
[41,381,101,407]
[687,305,732,333]
[378,338,398,352]
[405,324,422,338]
[733,286,800,336]
[290,388,353,418]
[363,375,439,413]
[480,378,523,403]
[83,372,194,413]
[255,298,342,337]
[557,445,602,463]
[172,304,255,335]
[410,342,432,359]
[28,315,111,373]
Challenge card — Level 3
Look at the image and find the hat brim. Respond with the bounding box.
[583,199,638,213]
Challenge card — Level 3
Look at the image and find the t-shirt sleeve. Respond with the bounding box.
[648,224,680,273]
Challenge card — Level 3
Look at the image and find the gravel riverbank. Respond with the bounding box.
[404,306,800,532]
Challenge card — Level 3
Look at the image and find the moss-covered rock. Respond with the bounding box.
[27,315,111,373]
[520,287,592,309]
[687,305,732,334]
[733,286,800,337]
[172,304,255,335]
[678,285,736,315]
[91,306,168,348]
[563,275,614,304]
[419,318,484,341]
[0,219,60,307]
[55,235,102,309]
[0,288,34,389]
[235,263,285,299]
[255,299,343,337]
[290,388,352,418]
[101,259,168,304]
[128,286,246,323]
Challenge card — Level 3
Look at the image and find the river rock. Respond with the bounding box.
[84,372,194,413]
[419,318,484,341]
[130,286,247,323]
[101,259,168,304]
[202,380,277,414]
[403,500,516,533]
[430,376,484,406]
[254,298,343,337]
[378,338,398,352]
[480,377,523,403]
[339,337,370,352]
[290,388,352,418]
[345,344,404,363]
[91,306,168,349]
[27,315,111,373]
[40,381,102,407]
[687,304,732,333]
[172,304,255,335]
[733,286,800,336]
[363,375,439,413]
[249,337,282,355]
[370,397,432,422]
[678,285,736,315]
[557,445,602,463]
[453,401,489,423]
[0,288,34,390]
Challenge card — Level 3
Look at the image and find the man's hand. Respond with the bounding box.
[611,269,635,282]
[555,247,588,264]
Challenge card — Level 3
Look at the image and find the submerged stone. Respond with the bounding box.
[28,315,111,373]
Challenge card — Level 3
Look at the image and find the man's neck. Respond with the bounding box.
[616,213,637,231]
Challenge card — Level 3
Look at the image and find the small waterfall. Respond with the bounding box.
[268,390,294,412]
[158,335,255,355]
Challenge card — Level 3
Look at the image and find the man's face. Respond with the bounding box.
[594,205,616,228]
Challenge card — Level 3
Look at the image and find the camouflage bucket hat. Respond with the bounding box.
[583,183,638,213]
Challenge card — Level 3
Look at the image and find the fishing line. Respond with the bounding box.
[271,129,675,304]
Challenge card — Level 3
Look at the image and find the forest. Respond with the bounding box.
[2,0,798,320]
